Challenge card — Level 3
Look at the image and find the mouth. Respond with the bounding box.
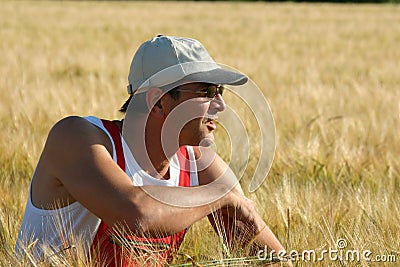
[203,117,217,131]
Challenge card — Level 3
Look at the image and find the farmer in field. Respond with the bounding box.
[16,35,287,266]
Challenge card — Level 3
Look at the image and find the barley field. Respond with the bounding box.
[1,1,400,266]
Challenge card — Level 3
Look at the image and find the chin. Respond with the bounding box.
[197,132,215,147]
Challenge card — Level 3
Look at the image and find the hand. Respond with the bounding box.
[222,191,267,245]
[218,189,287,256]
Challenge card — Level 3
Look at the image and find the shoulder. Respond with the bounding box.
[192,146,242,193]
[46,116,113,156]
[191,146,215,160]
[31,116,115,207]
[192,146,230,185]
[50,116,99,135]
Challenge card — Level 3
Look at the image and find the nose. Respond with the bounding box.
[210,93,226,112]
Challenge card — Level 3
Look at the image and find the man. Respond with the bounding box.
[16,35,287,266]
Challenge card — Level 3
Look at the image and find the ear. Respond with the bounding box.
[146,88,164,118]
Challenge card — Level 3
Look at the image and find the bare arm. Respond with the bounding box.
[34,117,233,236]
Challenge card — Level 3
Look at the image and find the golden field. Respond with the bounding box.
[1,1,400,266]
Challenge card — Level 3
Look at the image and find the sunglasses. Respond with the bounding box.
[175,84,224,100]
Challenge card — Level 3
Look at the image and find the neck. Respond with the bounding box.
[145,130,174,178]
[123,114,179,178]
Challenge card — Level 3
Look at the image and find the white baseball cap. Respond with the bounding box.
[127,35,248,95]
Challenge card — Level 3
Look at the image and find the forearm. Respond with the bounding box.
[208,210,285,254]
[121,183,232,237]
[138,201,214,236]
[255,224,286,253]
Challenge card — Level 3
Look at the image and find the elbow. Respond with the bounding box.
[134,220,152,235]
[111,213,161,238]
[109,207,148,235]
[124,206,167,237]
[127,206,163,236]
[107,195,155,236]
[104,188,167,237]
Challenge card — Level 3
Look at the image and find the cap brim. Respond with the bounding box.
[160,67,248,92]
[187,68,248,86]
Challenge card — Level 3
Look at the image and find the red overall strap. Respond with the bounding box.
[101,120,125,171]
[89,119,191,266]
[90,119,128,266]
[178,146,191,187]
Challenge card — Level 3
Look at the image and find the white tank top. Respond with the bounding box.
[15,116,198,261]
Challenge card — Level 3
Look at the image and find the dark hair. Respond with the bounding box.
[119,95,133,113]
[119,87,180,113]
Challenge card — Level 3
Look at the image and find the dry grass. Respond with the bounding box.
[1,1,400,266]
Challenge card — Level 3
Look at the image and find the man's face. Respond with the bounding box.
[163,83,226,147]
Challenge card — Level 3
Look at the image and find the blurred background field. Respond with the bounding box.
[1,1,399,266]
